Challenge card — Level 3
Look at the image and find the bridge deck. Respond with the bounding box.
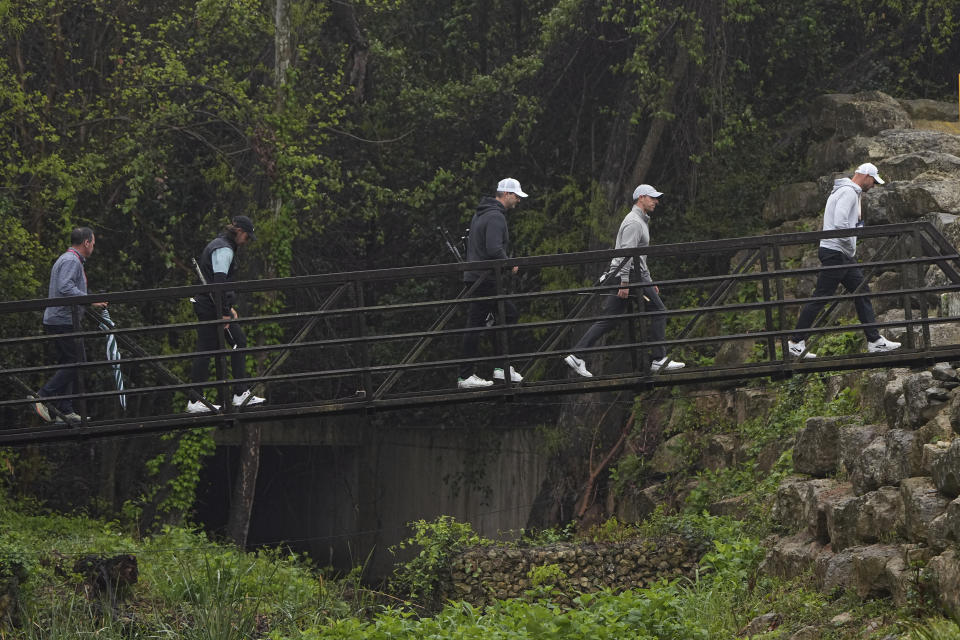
[2,221,960,445]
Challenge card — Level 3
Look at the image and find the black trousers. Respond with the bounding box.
[793,247,880,343]
[459,280,519,378]
[39,323,85,412]
[573,275,667,361]
[191,304,248,396]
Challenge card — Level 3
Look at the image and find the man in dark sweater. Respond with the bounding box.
[188,215,265,412]
[457,178,527,389]
[31,227,108,424]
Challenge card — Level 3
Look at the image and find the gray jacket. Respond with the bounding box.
[42,248,87,326]
[819,178,862,258]
[602,205,652,284]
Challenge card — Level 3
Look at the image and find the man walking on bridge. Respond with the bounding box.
[789,162,900,358]
[457,178,527,389]
[564,184,685,377]
[31,227,108,425]
[188,216,266,412]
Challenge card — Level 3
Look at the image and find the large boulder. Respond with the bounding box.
[931,438,960,498]
[814,544,911,600]
[815,546,854,593]
[922,441,952,477]
[884,371,943,429]
[928,549,960,620]
[898,98,960,122]
[901,477,951,542]
[860,369,904,423]
[850,544,904,599]
[928,498,960,552]
[849,429,922,495]
[864,178,960,223]
[772,478,840,540]
[763,182,823,225]
[880,151,960,182]
[838,424,887,473]
[761,533,829,581]
[810,91,912,140]
[612,483,659,524]
[824,486,903,551]
[794,416,852,477]
[701,434,739,471]
[861,129,960,161]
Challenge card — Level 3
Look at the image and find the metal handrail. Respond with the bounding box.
[2,221,959,444]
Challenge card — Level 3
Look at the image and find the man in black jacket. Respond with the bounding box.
[457,178,527,389]
[188,216,265,412]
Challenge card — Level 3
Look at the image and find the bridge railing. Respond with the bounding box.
[2,220,960,441]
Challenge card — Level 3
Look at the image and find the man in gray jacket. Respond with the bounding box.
[564,184,685,377]
[31,227,107,424]
[789,162,900,358]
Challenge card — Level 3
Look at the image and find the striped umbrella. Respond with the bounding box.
[97,308,127,410]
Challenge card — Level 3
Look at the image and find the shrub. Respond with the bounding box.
[390,516,490,606]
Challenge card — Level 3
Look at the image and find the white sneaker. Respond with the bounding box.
[651,357,685,372]
[788,340,817,359]
[492,366,523,382]
[868,336,901,353]
[186,400,221,413]
[458,374,494,389]
[28,395,52,422]
[232,389,266,406]
[564,354,593,377]
[55,412,85,425]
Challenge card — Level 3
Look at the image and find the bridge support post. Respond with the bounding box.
[214,289,230,412]
[759,245,777,363]
[900,235,916,350]
[353,280,374,398]
[493,266,514,392]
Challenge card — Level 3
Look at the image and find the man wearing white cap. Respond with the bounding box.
[789,162,900,358]
[564,184,685,377]
[457,178,528,389]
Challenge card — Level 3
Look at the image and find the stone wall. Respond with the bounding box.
[762,366,960,619]
[442,535,704,607]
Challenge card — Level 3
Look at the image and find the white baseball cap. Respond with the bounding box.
[855,162,885,184]
[632,184,664,200]
[497,178,528,198]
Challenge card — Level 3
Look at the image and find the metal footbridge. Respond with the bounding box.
[3,221,960,445]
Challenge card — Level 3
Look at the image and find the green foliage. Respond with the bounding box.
[698,537,764,586]
[390,516,490,605]
[520,522,576,546]
[0,493,360,637]
[133,428,217,528]
[584,516,639,543]
[901,617,960,640]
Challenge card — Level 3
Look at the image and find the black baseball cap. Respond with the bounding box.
[233,215,256,240]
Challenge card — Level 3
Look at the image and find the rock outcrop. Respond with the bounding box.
[758,91,960,619]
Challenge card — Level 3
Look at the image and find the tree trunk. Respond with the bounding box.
[331,1,370,102]
[225,424,262,545]
[629,34,690,185]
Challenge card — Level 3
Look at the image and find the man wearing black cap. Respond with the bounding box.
[187,215,265,412]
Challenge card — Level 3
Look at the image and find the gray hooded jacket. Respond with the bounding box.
[819,178,862,258]
[601,205,652,284]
